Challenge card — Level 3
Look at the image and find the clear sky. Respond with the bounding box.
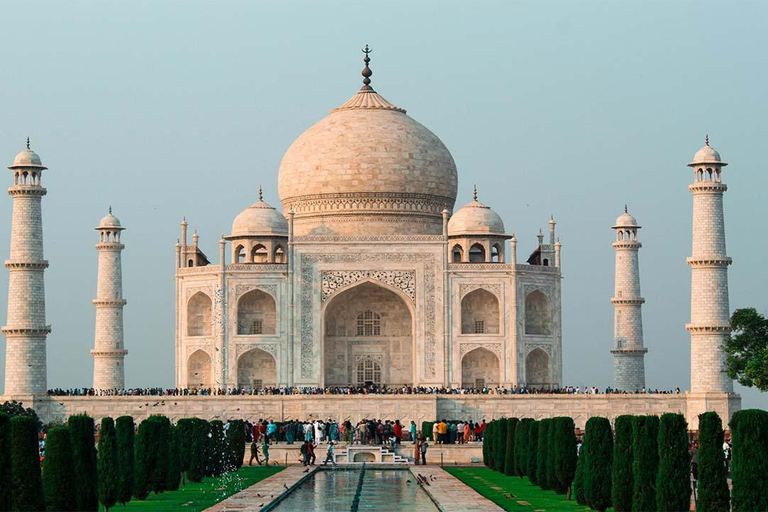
[0,0,766,408]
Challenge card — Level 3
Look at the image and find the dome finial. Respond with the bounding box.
[473,184,478,202]
[258,184,263,202]
[109,205,112,215]
[25,137,30,150]
[705,133,709,146]
[624,204,628,213]
[361,45,373,91]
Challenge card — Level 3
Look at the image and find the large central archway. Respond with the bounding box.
[323,281,414,387]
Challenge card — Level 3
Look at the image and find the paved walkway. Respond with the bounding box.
[205,466,318,511]
[409,466,504,511]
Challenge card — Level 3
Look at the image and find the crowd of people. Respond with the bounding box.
[46,385,683,397]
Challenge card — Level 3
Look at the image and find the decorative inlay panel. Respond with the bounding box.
[460,343,502,358]
[236,343,278,360]
[301,253,437,379]
[296,235,444,243]
[459,283,502,299]
[235,284,278,300]
[321,270,415,304]
[525,343,552,357]
[354,354,384,364]
[185,286,214,301]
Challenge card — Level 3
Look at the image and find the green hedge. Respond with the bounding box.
[10,415,45,511]
[527,421,539,485]
[494,418,508,473]
[43,426,78,511]
[730,409,768,512]
[503,418,518,476]
[611,415,634,512]
[98,418,119,512]
[536,418,551,490]
[68,414,99,511]
[583,416,613,512]
[134,416,170,500]
[573,443,587,505]
[226,419,246,470]
[632,415,659,511]
[515,419,531,476]
[656,413,690,512]
[166,426,182,491]
[697,412,730,512]
[0,412,11,510]
[115,415,135,506]
[552,417,577,495]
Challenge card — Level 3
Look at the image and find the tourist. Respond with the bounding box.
[394,420,402,444]
[300,441,309,466]
[329,419,339,442]
[249,440,261,466]
[410,421,417,444]
[262,439,270,466]
[449,421,457,444]
[259,419,267,442]
[284,420,295,444]
[436,419,448,444]
[344,420,353,444]
[479,419,486,441]
[456,421,464,444]
[419,438,428,465]
[464,422,470,444]
[304,421,313,442]
[690,442,699,485]
[307,441,316,466]
[323,441,337,466]
[267,420,277,444]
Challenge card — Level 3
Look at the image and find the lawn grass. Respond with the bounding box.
[100,465,283,511]
[444,467,602,512]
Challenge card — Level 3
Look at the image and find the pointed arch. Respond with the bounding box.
[236,348,277,389]
[461,347,500,388]
[525,290,552,335]
[452,244,464,263]
[187,349,212,388]
[274,245,286,263]
[237,289,276,335]
[469,243,486,263]
[187,292,212,336]
[461,288,500,334]
[251,244,268,263]
[525,348,551,388]
[235,245,246,263]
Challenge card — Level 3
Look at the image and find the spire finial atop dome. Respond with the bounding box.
[361,45,373,91]
[473,184,478,202]
[25,137,30,150]
[705,133,710,146]
[109,205,112,214]
[625,204,628,213]
[258,185,263,202]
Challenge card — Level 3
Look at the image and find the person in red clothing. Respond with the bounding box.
[258,419,268,442]
[478,419,486,441]
[393,420,403,445]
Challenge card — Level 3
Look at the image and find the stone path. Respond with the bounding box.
[205,466,318,511]
[409,466,504,511]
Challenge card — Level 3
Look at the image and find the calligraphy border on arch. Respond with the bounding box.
[459,283,502,299]
[301,253,437,379]
[321,270,415,304]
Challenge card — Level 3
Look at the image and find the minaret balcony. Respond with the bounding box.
[7,185,47,197]
[90,349,128,357]
[610,347,648,355]
[689,182,727,193]
[1,326,52,335]
[611,241,642,249]
[92,299,127,307]
[610,297,645,305]
[685,324,730,333]
[4,260,49,270]
[686,257,732,267]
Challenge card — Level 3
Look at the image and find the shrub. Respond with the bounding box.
[546,418,557,490]
[0,412,12,510]
[494,418,508,473]
[527,421,539,485]
[115,416,135,505]
[583,416,613,512]
[0,400,41,430]
[151,416,171,493]
[179,418,206,483]
[612,415,634,512]
[552,416,577,495]
[208,420,227,477]
[573,443,587,505]
[504,418,518,476]
[98,418,119,511]
[42,426,78,511]
[515,419,531,476]
[226,419,246,470]
[68,414,99,511]
[10,415,45,511]
[166,426,182,491]
[482,420,490,467]
[632,415,659,512]
[536,418,550,489]
[730,409,768,512]
[697,412,730,512]
[133,416,169,499]
[656,413,690,512]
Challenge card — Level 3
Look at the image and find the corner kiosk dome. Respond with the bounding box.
[277,47,458,236]
[688,136,727,167]
[8,138,47,170]
[229,196,288,238]
[613,210,640,229]
[448,193,508,237]
[97,207,123,230]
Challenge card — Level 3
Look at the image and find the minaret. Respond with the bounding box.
[91,207,128,390]
[610,207,647,391]
[687,136,733,393]
[2,139,51,395]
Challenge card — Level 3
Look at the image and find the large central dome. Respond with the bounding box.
[278,53,458,236]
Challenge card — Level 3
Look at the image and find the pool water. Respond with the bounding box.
[271,468,438,511]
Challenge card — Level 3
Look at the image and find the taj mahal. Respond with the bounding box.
[0,48,740,428]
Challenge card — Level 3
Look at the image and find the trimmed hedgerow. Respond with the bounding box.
[632,415,659,511]
[98,418,119,512]
[730,409,768,512]
[655,413,690,512]
[527,421,539,485]
[536,418,551,490]
[115,415,135,505]
[68,414,99,511]
[10,415,45,511]
[503,418,518,476]
[42,426,78,511]
[552,416,577,495]
[611,415,634,512]
[583,416,613,512]
[696,411,730,512]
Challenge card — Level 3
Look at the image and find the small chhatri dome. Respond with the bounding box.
[613,206,640,229]
[688,134,727,167]
[448,187,507,237]
[230,189,288,238]
[97,206,123,230]
[8,137,47,170]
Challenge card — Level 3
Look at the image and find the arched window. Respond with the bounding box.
[237,289,277,335]
[252,244,268,263]
[357,310,381,336]
[187,292,212,336]
[452,244,464,263]
[697,168,704,181]
[543,258,549,266]
[491,244,502,263]
[525,348,551,388]
[461,289,500,334]
[525,290,552,335]
[188,259,194,267]
[274,245,286,263]
[235,245,246,263]
[469,243,486,263]
[356,359,382,386]
[187,349,212,388]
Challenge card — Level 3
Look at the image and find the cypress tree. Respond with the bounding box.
[696,412,730,512]
[515,419,531,476]
[503,418,518,476]
[0,412,12,510]
[42,426,78,511]
[527,421,539,485]
[209,420,227,477]
[166,426,182,491]
[656,413,690,512]
[583,416,613,512]
[68,414,99,511]
[573,442,587,505]
[115,415,134,505]
[98,418,119,512]
[176,418,194,483]
[730,409,768,512]
[495,419,508,473]
[10,415,45,511]
[226,419,246,470]
[482,420,490,467]
[553,416,577,495]
[536,418,550,489]
[546,418,558,490]
[188,418,207,482]
[134,416,164,500]
[151,416,171,493]
[612,415,634,512]
[632,415,659,512]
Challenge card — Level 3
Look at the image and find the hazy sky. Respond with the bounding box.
[1,1,766,409]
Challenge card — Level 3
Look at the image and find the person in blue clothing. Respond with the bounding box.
[267,420,277,444]
[410,421,418,444]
